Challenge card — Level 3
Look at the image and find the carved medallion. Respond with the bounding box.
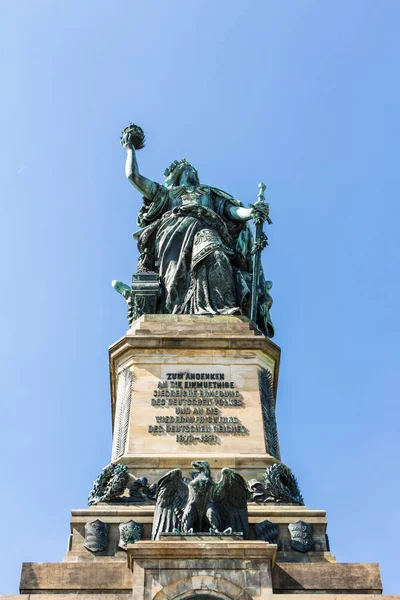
[84,519,109,552]
[118,520,144,549]
[254,519,279,544]
[288,520,313,552]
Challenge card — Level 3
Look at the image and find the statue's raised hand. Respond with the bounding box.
[120,122,146,150]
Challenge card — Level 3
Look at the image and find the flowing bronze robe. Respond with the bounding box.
[134,183,274,337]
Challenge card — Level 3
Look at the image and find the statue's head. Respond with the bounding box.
[164,158,199,188]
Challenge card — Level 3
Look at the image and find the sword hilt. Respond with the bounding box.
[252,182,272,225]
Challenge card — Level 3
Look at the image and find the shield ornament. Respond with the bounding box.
[84,519,109,552]
[254,519,279,544]
[288,520,313,552]
[118,520,144,549]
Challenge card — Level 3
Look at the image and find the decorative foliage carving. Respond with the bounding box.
[118,520,144,549]
[88,464,157,506]
[258,368,280,460]
[264,464,304,505]
[84,519,109,552]
[247,463,305,506]
[288,520,314,552]
[251,232,269,254]
[112,368,133,461]
[88,463,129,506]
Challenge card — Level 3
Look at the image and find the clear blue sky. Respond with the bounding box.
[1,0,400,594]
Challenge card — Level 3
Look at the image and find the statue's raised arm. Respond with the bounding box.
[121,123,159,201]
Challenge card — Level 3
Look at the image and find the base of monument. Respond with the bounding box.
[127,539,277,600]
[18,555,386,597]
[5,314,396,598]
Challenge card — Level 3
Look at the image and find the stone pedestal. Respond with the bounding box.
[109,315,281,483]
[2,315,399,600]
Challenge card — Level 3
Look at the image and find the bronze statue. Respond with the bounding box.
[152,461,249,539]
[115,123,274,337]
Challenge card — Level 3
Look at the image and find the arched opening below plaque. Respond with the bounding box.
[153,575,253,600]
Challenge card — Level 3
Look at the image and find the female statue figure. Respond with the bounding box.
[119,125,274,337]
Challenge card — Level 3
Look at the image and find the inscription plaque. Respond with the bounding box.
[149,370,245,444]
[124,364,268,456]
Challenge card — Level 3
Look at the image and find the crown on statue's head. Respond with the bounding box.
[164,158,199,187]
[164,158,190,177]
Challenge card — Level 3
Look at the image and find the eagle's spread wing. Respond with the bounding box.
[212,467,249,539]
[151,468,189,540]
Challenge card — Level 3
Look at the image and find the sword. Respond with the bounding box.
[250,182,272,325]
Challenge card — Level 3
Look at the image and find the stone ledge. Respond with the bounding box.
[19,563,132,593]
[109,313,280,371]
[125,314,261,336]
[14,560,388,596]
[70,505,327,518]
[274,596,399,600]
[272,562,383,593]
[3,595,400,600]
[110,335,281,353]
[1,596,131,600]
[127,540,277,567]
[115,453,280,469]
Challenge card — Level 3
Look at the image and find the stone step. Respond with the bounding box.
[127,314,261,337]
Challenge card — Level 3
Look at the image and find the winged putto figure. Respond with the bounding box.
[152,461,249,540]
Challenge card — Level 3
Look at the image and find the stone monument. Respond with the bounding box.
[2,124,397,600]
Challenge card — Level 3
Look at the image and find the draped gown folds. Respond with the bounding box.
[133,183,274,337]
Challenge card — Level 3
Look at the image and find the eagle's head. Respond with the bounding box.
[191,460,211,479]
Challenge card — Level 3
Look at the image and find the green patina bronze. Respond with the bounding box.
[114,123,274,337]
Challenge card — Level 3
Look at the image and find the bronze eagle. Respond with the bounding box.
[152,461,249,540]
